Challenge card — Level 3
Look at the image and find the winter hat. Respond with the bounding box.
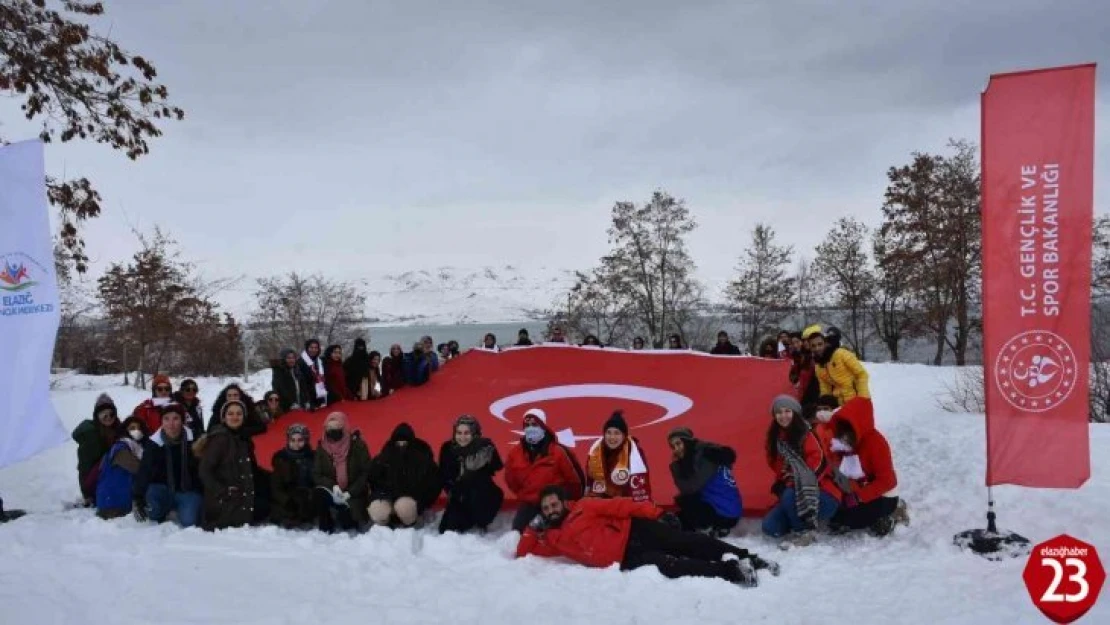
[667,426,694,442]
[151,374,172,394]
[159,402,185,419]
[522,408,547,426]
[603,410,629,436]
[801,325,823,340]
[220,400,248,422]
[391,422,416,443]
[286,423,310,440]
[771,395,803,418]
[94,393,116,415]
[454,414,482,437]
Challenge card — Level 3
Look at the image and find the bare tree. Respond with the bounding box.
[559,268,637,346]
[870,228,921,361]
[794,256,822,329]
[251,272,368,359]
[727,223,795,352]
[814,217,875,359]
[1089,215,1110,423]
[0,0,184,272]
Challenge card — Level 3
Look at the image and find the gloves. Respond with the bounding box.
[658,512,682,531]
[132,499,148,522]
[771,480,786,497]
[331,486,351,506]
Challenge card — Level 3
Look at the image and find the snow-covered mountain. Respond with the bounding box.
[363,265,576,325]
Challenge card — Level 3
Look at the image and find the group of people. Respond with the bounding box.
[63,322,903,588]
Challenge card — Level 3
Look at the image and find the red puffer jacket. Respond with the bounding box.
[131,399,163,436]
[830,398,897,503]
[505,421,585,505]
[767,427,842,501]
[515,498,663,567]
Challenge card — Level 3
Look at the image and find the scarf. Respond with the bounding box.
[122,438,145,462]
[164,434,191,495]
[777,431,823,531]
[320,430,351,490]
[302,351,327,399]
[586,438,646,497]
[453,439,496,477]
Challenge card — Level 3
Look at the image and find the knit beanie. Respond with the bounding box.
[667,426,694,442]
[771,394,803,418]
[151,374,172,395]
[603,410,629,436]
[94,393,116,414]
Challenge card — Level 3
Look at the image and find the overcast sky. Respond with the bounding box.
[2,0,1108,312]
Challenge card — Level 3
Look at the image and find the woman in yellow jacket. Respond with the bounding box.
[802,325,869,406]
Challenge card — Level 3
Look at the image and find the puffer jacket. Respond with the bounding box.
[505,421,586,505]
[815,347,870,405]
[830,398,897,503]
[515,498,664,567]
[199,425,256,530]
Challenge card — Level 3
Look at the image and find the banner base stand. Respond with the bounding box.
[953,492,1031,561]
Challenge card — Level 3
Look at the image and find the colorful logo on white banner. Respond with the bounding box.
[0,252,54,317]
[994,330,1078,412]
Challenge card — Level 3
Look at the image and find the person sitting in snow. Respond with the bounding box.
[95,416,149,519]
[504,407,586,532]
[803,325,870,406]
[313,412,372,532]
[761,395,842,545]
[131,374,175,436]
[133,403,203,528]
[269,423,319,529]
[667,427,742,537]
[198,400,257,531]
[369,423,441,528]
[827,398,908,536]
[72,393,122,507]
[585,411,651,502]
[296,338,329,411]
[438,415,505,534]
[172,379,205,440]
[516,485,778,587]
[207,384,266,436]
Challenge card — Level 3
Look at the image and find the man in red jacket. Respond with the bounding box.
[516,485,778,587]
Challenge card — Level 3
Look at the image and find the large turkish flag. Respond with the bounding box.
[255,345,794,514]
[981,64,1095,488]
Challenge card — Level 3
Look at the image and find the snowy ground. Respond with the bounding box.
[1,364,1107,625]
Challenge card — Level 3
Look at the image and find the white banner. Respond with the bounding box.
[0,140,67,469]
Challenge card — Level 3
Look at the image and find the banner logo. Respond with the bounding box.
[0,252,54,318]
[994,331,1078,412]
[0,258,36,292]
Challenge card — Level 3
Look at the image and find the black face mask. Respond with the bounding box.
[325,429,344,442]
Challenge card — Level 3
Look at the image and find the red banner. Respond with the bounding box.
[255,346,794,514]
[982,63,1096,488]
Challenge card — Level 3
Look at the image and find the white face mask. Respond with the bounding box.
[152,397,170,407]
[816,409,834,423]
[128,429,145,441]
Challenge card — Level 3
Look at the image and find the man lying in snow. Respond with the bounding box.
[516,485,779,587]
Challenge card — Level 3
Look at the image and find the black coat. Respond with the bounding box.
[438,438,504,531]
[271,365,302,412]
[295,357,326,409]
[133,430,202,498]
[270,447,316,525]
[199,425,256,530]
[370,427,441,511]
[670,440,736,496]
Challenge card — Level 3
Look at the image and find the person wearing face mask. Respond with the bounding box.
[803,325,870,406]
[438,415,504,534]
[504,408,586,532]
[131,374,175,435]
[95,416,149,519]
[313,412,373,532]
[369,423,441,528]
[826,398,908,536]
[516,485,776,587]
[585,411,651,502]
[667,427,743,538]
[199,400,257,530]
[72,393,123,506]
[270,423,319,529]
[761,395,842,546]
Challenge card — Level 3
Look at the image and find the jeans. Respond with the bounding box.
[146,484,203,528]
[760,487,839,537]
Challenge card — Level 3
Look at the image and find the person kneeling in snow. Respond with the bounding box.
[72,393,122,507]
[270,424,318,529]
[667,427,742,537]
[95,416,149,519]
[199,400,257,531]
[438,415,505,534]
[516,486,777,587]
[133,404,203,528]
[827,398,908,536]
[313,412,373,532]
[505,408,586,532]
[369,423,441,528]
[585,411,652,502]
